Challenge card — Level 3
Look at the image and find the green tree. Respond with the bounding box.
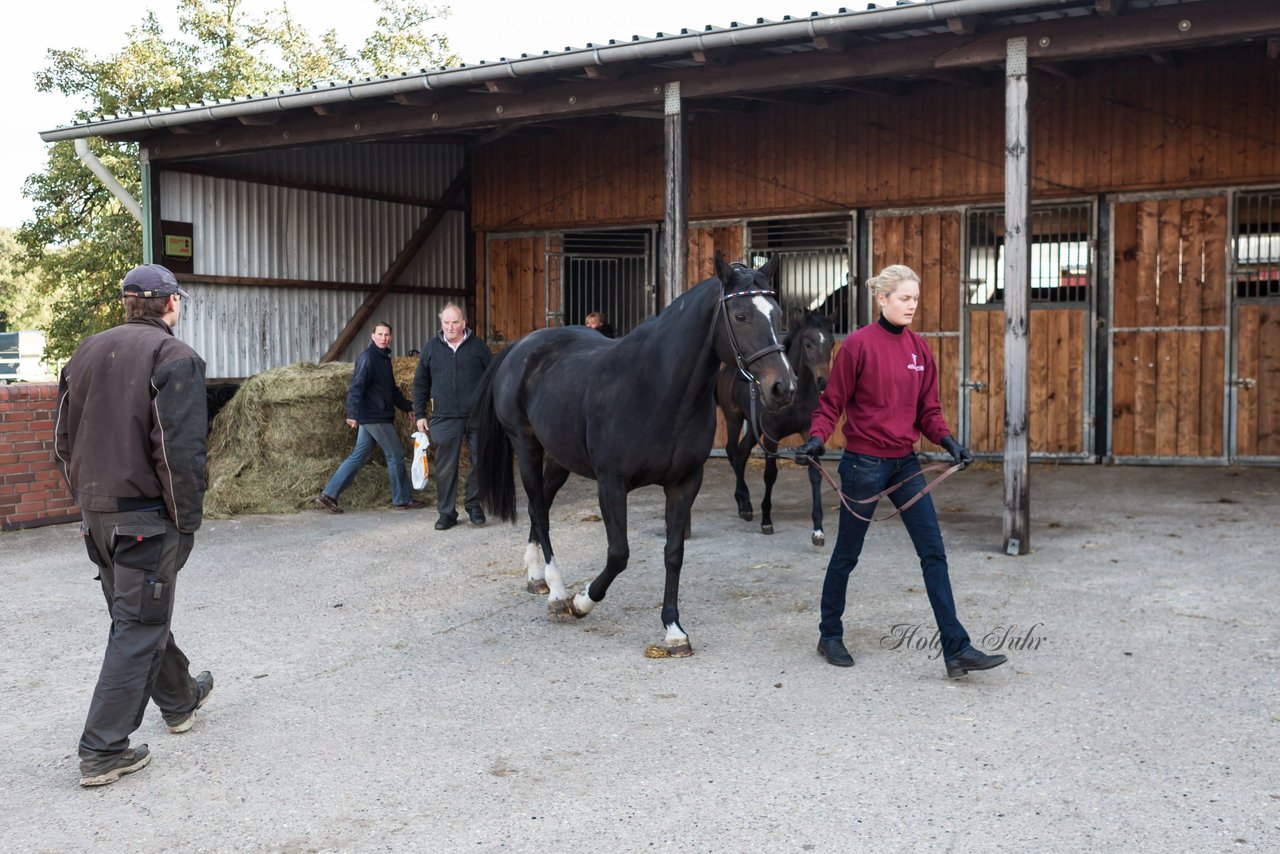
[0,228,53,331]
[20,0,456,361]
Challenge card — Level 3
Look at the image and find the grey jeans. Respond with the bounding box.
[78,509,202,765]
[429,415,481,518]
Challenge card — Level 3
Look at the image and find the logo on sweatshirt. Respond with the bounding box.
[907,353,925,372]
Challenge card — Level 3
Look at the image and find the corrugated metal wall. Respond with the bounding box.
[160,142,466,378]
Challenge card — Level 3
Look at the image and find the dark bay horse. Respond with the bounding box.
[716,310,835,546]
[471,255,795,656]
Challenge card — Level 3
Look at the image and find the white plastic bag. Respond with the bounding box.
[411,431,430,490]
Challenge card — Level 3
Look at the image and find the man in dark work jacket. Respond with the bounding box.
[413,302,492,530]
[55,264,214,787]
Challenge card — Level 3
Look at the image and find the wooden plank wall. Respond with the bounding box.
[687,224,745,287]
[1111,197,1227,458]
[870,211,963,451]
[968,309,1088,454]
[474,50,1280,232]
[484,236,548,344]
[1234,304,1280,457]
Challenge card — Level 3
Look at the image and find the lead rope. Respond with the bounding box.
[759,424,964,523]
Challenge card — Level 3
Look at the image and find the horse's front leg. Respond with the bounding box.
[649,468,704,658]
[808,455,826,547]
[566,476,630,619]
[725,414,754,521]
[760,449,778,536]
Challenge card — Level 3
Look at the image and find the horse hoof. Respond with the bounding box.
[739,510,753,522]
[643,640,694,658]
[527,579,551,595]
[812,531,825,547]
[547,598,574,619]
[761,524,774,535]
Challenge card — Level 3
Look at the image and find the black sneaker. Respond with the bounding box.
[316,494,343,514]
[164,671,214,733]
[80,744,151,787]
[434,514,457,531]
[467,508,486,527]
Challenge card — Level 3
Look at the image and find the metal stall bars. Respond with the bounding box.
[548,228,657,337]
[746,214,855,334]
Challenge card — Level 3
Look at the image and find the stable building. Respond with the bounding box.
[39,0,1280,547]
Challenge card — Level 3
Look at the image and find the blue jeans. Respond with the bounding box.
[819,451,971,658]
[323,422,411,505]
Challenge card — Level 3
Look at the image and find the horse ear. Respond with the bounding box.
[713,250,732,285]
[758,255,779,285]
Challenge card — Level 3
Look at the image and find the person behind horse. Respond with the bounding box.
[584,311,614,338]
[413,303,493,530]
[797,264,1005,678]
[317,322,423,513]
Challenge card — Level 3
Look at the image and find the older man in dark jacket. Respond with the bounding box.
[413,303,492,530]
[317,322,422,513]
[55,264,214,787]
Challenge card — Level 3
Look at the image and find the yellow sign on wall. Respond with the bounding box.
[164,234,192,259]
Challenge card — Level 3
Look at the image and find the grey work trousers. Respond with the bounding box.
[78,508,201,763]
[429,415,481,519]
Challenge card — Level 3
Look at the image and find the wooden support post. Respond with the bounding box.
[322,165,470,362]
[1003,37,1032,555]
[660,81,688,310]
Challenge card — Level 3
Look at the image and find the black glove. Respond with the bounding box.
[796,436,825,460]
[941,435,973,469]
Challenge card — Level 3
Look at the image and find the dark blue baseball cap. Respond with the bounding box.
[121,264,190,299]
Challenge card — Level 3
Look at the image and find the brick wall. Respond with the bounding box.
[0,383,79,531]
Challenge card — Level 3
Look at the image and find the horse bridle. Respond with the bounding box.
[719,288,786,384]
[719,288,787,442]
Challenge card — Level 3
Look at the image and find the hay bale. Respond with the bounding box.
[205,360,429,517]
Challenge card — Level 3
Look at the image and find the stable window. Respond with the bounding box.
[746,214,854,333]
[1234,190,1280,300]
[966,203,1092,306]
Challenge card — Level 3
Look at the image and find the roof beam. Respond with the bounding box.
[812,33,847,52]
[159,161,465,210]
[1094,0,1125,16]
[935,0,1280,69]
[948,15,981,36]
[392,91,437,107]
[484,79,523,94]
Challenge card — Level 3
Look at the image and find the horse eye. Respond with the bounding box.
[734,313,747,322]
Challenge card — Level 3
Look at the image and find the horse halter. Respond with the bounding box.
[718,288,786,384]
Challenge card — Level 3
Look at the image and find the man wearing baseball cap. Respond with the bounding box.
[55,263,214,786]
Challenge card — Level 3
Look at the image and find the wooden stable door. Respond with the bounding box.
[1234,304,1280,459]
[484,235,550,343]
[1110,197,1227,460]
[870,211,963,452]
[966,309,1089,455]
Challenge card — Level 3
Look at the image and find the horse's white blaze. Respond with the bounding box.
[751,295,777,322]
[816,332,828,346]
[523,541,544,581]
[664,622,689,643]
[544,557,569,601]
[572,590,596,614]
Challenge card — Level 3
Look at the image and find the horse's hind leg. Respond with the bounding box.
[808,456,826,547]
[523,460,571,594]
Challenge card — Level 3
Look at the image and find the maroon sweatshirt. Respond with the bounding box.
[809,319,952,456]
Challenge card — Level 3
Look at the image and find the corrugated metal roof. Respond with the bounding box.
[41,0,1178,141]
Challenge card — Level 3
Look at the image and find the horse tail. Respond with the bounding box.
[471,346,518,523]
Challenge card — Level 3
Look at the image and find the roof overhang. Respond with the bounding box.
[37,0,1280,161]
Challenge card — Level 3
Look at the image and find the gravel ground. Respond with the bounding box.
[1,458,1277,853]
